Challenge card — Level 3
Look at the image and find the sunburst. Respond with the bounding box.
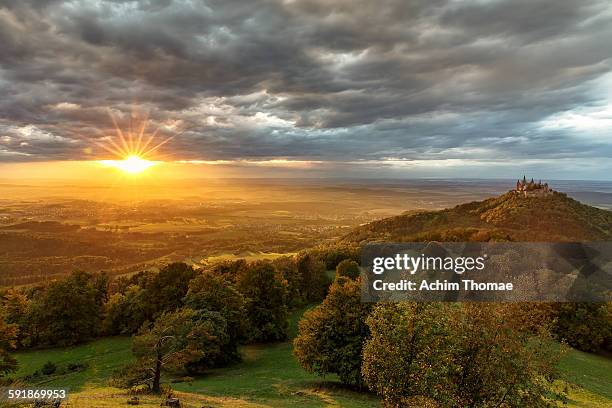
[96,109,173,174]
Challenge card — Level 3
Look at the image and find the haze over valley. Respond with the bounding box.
[2,178,611,286]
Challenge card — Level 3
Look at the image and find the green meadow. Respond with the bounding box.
[12,306,612,407]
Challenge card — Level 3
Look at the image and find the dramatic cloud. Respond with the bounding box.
[0,0,611,177]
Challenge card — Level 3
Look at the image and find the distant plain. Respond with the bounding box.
[2,178,611,286]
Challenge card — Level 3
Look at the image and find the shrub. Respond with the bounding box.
[67,362,88,372]
[41,361,57,376]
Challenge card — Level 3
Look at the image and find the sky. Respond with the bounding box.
[1,0,611,180]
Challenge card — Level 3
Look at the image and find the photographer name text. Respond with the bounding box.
[370,253,513,292]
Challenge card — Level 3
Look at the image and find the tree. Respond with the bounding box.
[28,271,108,346]
[294,277,372,387]
[102,284,156,335]
[184,272,247,366]
[119,308,228,393]
[335,259,361,279]
[235,261,289,342]
[448,304,561,408]
[553,302,612,352]
[102,263,197,336]
[362,303,455,406]
[309,244,361,270]
[206,259,247,280]
[274,256,304,307]
[0,307,18,377]
[362,303,562,407]
[295,253,329,302]
[0,288,30,348]
[146,263,197,316]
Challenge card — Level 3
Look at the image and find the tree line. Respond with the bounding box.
[0,245,360,391]
[0,242,610,404]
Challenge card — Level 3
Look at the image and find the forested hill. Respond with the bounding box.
[344,191,612,244]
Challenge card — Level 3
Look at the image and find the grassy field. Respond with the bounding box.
[202,252,298,264]
[13,336,133,390]
[172,342,379,408]
[12,307,612,408]
[557,348,612,407]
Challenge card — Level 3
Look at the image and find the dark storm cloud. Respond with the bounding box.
[0,0,611,176]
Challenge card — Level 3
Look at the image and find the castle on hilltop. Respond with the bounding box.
[514,176,552,197]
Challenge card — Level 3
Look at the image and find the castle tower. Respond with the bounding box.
[515,177,552,197]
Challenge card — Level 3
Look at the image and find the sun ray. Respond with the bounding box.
[135,111,149,155]
[109,110,131,157]
[92,139,125,158]
[108,137,129,157]
[141,135,174,157]
[137,126,158,157]
[95,108,172,175]
[128,113,137,153]
[141,124,193,158]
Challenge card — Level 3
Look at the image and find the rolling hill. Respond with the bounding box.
[344,190,612,244]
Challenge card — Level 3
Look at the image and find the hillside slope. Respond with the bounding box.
[344,191,612,243]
